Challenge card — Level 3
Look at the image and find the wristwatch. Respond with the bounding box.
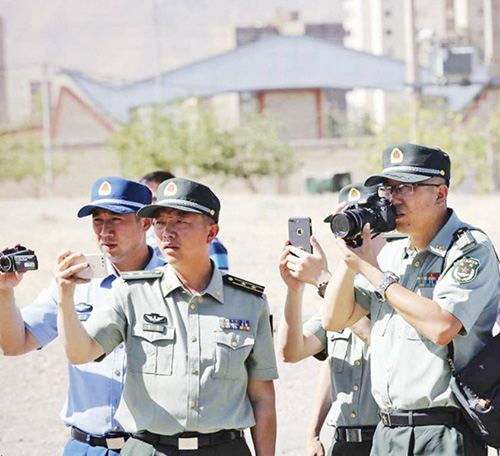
[317,281,329,298]
[374,272,399,301]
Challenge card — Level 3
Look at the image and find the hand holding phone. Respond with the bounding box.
[288,217,313,254]
[73,254,108,279]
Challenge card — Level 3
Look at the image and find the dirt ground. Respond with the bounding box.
[1,191,499,456]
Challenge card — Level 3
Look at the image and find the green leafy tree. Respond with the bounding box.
[359,101,489,191]
[0,130,44,181]
[110,103,296,192]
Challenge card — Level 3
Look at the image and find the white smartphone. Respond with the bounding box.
[73,253,108,279]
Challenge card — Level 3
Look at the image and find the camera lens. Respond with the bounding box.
[0,256,13,273]
[330,213,354,238]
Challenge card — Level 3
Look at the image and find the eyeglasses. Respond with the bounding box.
[378,183,441,199]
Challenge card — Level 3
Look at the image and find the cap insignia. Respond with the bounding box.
[164,182,177,197]
[348,187,361,202]
[98,181,112,196]
[210,209,215,216]
[391,148,404,164]
[440,170,445,176]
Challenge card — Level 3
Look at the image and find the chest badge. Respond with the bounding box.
[452,257,481,284]
[416,272,440,288]
[143,313,168,324]
[75,302,93,321]
[220,317,251,331]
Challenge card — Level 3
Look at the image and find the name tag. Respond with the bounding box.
[142,323,166,333]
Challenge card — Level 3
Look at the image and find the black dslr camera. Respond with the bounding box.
[0,246,38,273]
[327,194,396,247]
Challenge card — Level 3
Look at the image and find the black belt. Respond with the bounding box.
[71,427,129,450]
[132,429,244,450]
[335,426,376,443]
[380,407,462,427]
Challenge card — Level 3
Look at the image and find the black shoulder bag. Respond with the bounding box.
[444,227,500,449]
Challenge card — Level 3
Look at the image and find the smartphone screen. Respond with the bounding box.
[288,217,313,254]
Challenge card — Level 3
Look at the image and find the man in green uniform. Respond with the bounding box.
[322,143,499,455]
[56,177,278,456]
[278,183,382,456]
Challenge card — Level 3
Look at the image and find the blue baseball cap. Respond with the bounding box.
[77,176,153,218]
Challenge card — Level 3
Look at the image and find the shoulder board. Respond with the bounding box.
[121,270,164,281]
[453,227,477,256]
[223,274,265,297]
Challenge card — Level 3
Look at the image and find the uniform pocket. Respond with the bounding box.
[128,324,175,375]
[371,300,394,336]
[212,330,255,380]
[328,332,351,372]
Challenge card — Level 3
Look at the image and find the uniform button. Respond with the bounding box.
[118,344,124,349]
[190,304,197,310]
[354,360,361,367]
[191,336,198,342]
[384,402,391,408]
[114,370,121,376]
[189,401,197,408]
[231,341,238,348]
[350,411,357,419]
[414,261,420,267]
[353,384,359,392]
[191,368,198,375]
[114,426,121,432]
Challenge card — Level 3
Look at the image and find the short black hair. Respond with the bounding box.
[140,170,175,185]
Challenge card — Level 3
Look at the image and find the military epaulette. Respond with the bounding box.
[121,270,164,281]
[223,274,265,297]
[453,227,477,255]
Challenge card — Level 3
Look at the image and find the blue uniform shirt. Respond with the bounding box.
[146,229,229,270]
[21,248,166,436]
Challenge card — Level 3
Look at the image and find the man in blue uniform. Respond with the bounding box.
[322,144,499,455]
[0,176,166,455]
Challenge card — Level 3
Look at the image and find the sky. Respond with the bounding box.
[0,0,343,80]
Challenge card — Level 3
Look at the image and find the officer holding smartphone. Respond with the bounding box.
[0,176,166,455]
[278,183,383,456]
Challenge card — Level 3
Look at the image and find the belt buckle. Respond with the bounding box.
[106,437,126,450]
[381,412,392,427]
[345,428,362,443]
[178,437,199,450]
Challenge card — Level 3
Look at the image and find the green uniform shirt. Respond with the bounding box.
[84,264,278,435]
[304,313,379,427]
[355,210,499,411]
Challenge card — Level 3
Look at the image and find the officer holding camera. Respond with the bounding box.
[322,143,500,455]
[278,183,383,456]
[0,176,166,455]
[56,177,278,456]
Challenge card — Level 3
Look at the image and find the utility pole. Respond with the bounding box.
[404,0,420,142]
[484,0,499,193]
[152,0,164,105]
[41,62,53,197]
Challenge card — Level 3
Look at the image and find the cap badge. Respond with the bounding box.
[210,209,215,216]
[164,182,177,197]
[348,187,361,202]
[390,148,404,164]
[440,170,445,176]
[98,181,112,196]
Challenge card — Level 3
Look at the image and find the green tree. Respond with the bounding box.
[0,130,44,181]
[110,103,296,192]
[359,101,488,191]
